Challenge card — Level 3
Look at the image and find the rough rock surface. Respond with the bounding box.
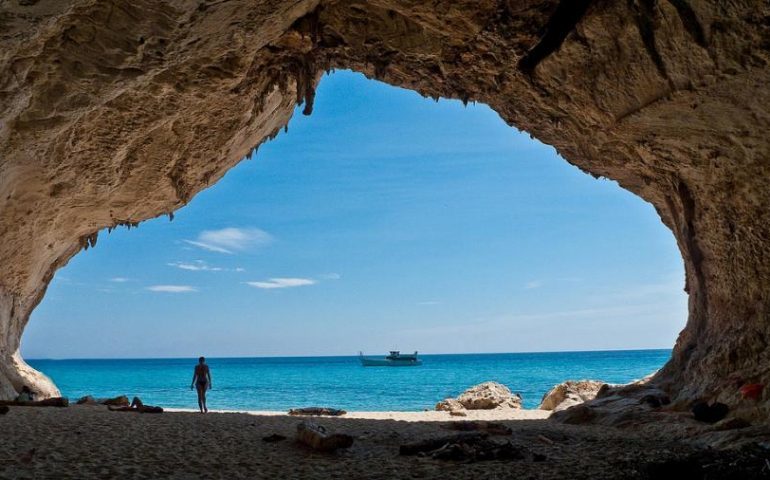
[435,398,465,413]
[0,0,769,416]
[539,380,607,412]
[443,382,523,410]
[550,380,674,426]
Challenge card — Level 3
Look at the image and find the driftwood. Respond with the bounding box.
[288,407,346,417]
[442,421,512,435]
[400,433,526,462]
[0,397,69,407]
[399,433,486,456]
[296,421,353,452]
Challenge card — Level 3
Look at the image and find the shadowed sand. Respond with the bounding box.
[3,405,761,479]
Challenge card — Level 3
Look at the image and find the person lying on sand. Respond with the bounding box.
[190,356,212,414]
[108,396,163,414]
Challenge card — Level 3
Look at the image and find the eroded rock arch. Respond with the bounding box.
[1,0,768,411]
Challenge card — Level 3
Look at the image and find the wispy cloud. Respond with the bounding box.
[146,285,197,293]
[246,278,316,289]
[167,260,245,272]
[110,277,130,283]
[418,301,440,306]
[168,261,222,272]
[525,280,543,290]
[319,273,341,280]
[184,227,273,254]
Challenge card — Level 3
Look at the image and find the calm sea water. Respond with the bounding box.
[28,350,670,411]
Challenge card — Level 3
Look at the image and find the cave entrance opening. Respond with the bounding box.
[19,71,686,409]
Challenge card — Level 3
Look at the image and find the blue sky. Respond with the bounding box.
[22,71,687,359]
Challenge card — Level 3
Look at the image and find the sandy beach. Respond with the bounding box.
[2,405,760,480]
[165,408,553,421]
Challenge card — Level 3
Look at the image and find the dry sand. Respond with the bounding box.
[0,405,760,479]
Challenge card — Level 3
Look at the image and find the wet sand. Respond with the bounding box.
[0,405,763,479]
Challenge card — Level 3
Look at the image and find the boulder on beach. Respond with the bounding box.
[436,382,522,411]
[456,382,522,410]
[539,380,607,411]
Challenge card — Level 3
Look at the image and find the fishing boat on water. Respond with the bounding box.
[359,351,422,367]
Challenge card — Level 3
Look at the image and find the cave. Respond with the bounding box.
[1,0,768,423]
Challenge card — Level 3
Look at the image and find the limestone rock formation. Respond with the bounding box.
[550,380,673,426]
[438,382,523,411]
[0,0,769,418]
[539,380,607,411]
[457,382,523,410]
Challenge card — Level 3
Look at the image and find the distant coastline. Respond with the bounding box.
[26,347,672,362]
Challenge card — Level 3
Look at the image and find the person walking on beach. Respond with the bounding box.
[191,356,212,413]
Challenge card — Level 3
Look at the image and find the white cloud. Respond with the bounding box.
[525,280,543,290]
[319,273,341,280]
[168,260,222,272]
[146,285,197,293]
[184,227,272,254]
[246,278,316,289]
[183,240,232,254]
[167,260,245,272]
[110,277,130,283]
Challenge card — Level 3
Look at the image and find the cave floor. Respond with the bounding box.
[1,406,768,479]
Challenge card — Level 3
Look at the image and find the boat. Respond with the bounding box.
[359,351,422,367]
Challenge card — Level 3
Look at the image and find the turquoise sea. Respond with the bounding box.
[28,350,670,411]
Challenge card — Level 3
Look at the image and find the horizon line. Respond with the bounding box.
[25,346,672,362]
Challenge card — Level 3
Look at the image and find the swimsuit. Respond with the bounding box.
[195,366,208,389]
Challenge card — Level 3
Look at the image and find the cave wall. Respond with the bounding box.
[0,0,768,407]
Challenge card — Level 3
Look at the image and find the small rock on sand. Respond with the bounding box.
[436,398,464,412]
[296,421,353,452]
